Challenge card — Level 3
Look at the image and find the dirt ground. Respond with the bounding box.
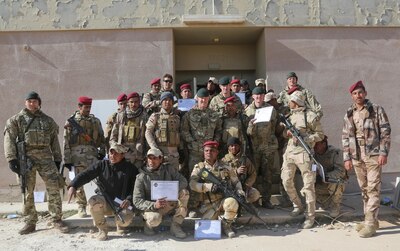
[0,213,399,251]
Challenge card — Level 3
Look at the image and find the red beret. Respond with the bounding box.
[180,83,191,91]
[287,86,299,95]
[127,92,140,100]
[349,80,365,93]
[224,96,236,104]
[78,96,92,105]
[230,79,240,85]
[150,78,161,85]
[117,93,127,102]
[203,141,219,148]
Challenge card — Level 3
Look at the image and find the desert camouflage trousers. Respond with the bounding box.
[315,182,345,209]
[198,197,239,221]
[143,189,189,228]
[253,148,275,201]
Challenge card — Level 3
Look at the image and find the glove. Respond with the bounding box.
[64,163,73,171]
[54,161,61,170]
[98,153,105,160]
[211,184,222,194]
[8,159,20,174]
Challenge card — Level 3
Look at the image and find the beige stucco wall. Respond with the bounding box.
[1,0,400,31]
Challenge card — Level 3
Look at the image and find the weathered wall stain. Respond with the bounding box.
[1,0,400,31]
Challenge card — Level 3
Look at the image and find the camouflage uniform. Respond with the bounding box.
[314,145,347,211]
[142,91,161,115]
[111,106,148,167]
[209,92,243,117]
[64,111,106,210]
[222,153,260,203]
[104,109,122,151]
[342,99,391,227]
[189,160,244,221]
[281,107,324,222]
[278,84,323,119]
[4,108,63,225]
[145,108,181,169]
[220,113,248,156]
[181,106,222,175]
[133,163,189,229]
[245,102,279,205]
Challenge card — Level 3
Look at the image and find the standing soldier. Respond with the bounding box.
[245,87,279,209]
[63,96,106,217]
[145,92,181,169]
[342,81,391,238]
[222,137,260,204]
[314,135,347,217]
[190,141,245,238]
[207,77,219,98]
[179,83,192,99]
[221,96,247,156]
[281,90,324,229]
[142,78,162,115]
[105,93,127,151]
[161,73,179,101]
[230,79,241,94]
[239,79,252,106]
[277,72,323,119]
[209,76,243,117]
[110,92,148,168]
[4,91,69,234]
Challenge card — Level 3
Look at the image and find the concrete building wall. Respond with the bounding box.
[1,0,400,31]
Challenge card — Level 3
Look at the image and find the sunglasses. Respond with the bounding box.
[163,79,173,83]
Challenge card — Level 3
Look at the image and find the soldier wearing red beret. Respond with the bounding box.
[105,93,128,151]
[179,83,192,99]
[63,96,106,217]
[230,79,241,94]
[143,78,162,115]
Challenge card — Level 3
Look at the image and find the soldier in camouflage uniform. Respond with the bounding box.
[277,72,323,120]
[245,87,279,209]
[160,73,179,101]
[342,81,391,238]
[314,136,347,217]
[145,92,181,169]
[179,83,192,99]
[207,77,219,98]
[4,91,69,234]
[239,79,252,106]
[133,148,189,239]
[220,96,247,156]
[190,141,245,238]
[230,79,241,94]
[142,78,162,115]
[63,96,106,217]
[209,76,243,117]
[110,92,148,168]
[281,90,324,229]
[221,137,260,204]
[104,93,127,151]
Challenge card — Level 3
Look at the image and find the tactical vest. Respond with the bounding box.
[155,113,180,147]
[19,113,51,148]
[189,109,219,140]
[124,118,141,143]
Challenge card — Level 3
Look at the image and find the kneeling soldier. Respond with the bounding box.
[67,143,138,241]
[133,148,189,239]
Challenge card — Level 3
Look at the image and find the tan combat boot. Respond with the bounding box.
[143,223,156,236]
[302,218,315,229]
[18,223,36,235]
[222,220,235,238]
[116,225,130,235]
[355,221,379,232]
[78,207,88,218]
[52,220,69,233]
[170,222,187,239]
[97,226,108,241]
[329,204,341,218]
[290,207,305,217]
[359,224,376,238]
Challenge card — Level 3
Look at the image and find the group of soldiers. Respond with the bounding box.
[3,72,391,240]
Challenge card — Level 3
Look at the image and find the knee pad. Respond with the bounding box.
[144,212,162,228]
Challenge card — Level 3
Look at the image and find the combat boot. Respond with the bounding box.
[116,225,130,235]
[355,221,379,232]
[222,220,235,238]
[359,224,376,238]
[302,218,315,229]
[96,227,108,241]
[290,207,305,217]
[170,222,187,239]
[143,223,156,236]
[78,207,88,218]
[18,223,36,235]
[329,204,341,218]
[52,220,70,233]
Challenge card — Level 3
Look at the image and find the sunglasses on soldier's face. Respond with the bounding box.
[163,79,172,83]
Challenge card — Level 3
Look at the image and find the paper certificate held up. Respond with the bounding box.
[150,180,179,201]
[254,106,273,123]
[178,99,196,112]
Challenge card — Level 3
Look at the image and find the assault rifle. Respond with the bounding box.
[199,168,267,225]
[67,115,92,144]
[96,180,125,224]
[17,141,33,204]
[278,113,329,183]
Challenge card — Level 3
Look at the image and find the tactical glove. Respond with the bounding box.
[8,159,20,174]
[64,163,73,171]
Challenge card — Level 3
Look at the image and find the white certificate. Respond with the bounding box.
[194,220,221,239]
[236,92,246,104]
[254,106,273,123]
[150,180,179,201]
[178,99,196,111]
